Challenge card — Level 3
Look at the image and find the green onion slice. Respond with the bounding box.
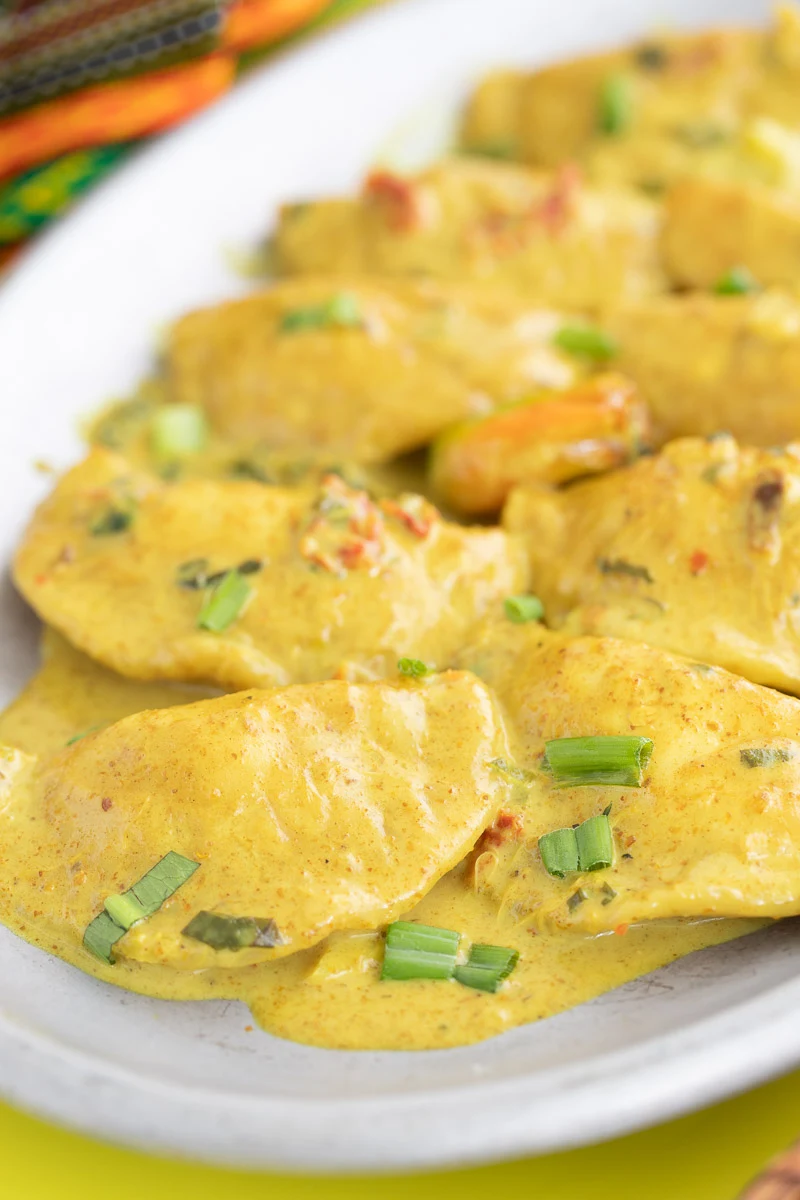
[66,724,105,746]
[454,943,519,993]
[715,266,759,296]
[740,747,793,768]
[598,73,634,136]
[398,657,431,678]
[197,569,253,632]
[90,506,133,536]
[553,324,618,362]
[280,292,363,333]
[381,921,459,981]
[504,594,544,624]
[544,735,654,787]
[538,826,579,878]
[576,813,614,871]
[489,757,536,784]
[182,911,282,951]
[151,404,208,459]
[84,850,200,964]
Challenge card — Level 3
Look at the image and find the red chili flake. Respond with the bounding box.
[478,811,524,848]
[614,923,629,937]
[689,549,709,575]
[101,798,113,811]
[33,574,48,586]
[535,163,582,235]
[364,171,421,232]
[380,499,433,538]
[338,540,367,569]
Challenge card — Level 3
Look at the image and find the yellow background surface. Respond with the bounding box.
[2,1,797,1196]
[3,1066,800,1198]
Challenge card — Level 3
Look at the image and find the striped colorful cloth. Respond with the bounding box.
[0,0,367,267]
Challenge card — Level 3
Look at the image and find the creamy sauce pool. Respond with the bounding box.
[0,632,759,1051]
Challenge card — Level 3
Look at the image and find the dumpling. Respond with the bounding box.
[503,436,800,693]
[274,158,665,310]
[14,449,528,689]
[460,26,760,190]
[0,672,512,970]
[166,277,581,464]
[607,290,800,446]
[455,624,800,931]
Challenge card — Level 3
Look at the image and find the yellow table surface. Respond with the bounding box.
[2,1065,800,1198]
[2,1,796,1195]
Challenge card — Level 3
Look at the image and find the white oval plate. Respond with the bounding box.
[0,0,795,1174]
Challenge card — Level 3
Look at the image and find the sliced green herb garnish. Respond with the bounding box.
[575,813,614,871]
[538,826,579,878]
[90,506,133,536]
[715,266,760,296]
[197,569,253,632]
[740,747,793,768]
[554,324,618,362]
[83,850,200,964]
[280,292,363,333]
[454,943,519,993]
[182,911,282,951]
[635,42,667,70]
[104,892,147,930]
[567,887,589,912]
[228,459,273,483]
[601,882,618,905]
[83,912,127,965]
[598,73,633,136]
[151,404,208,459]
[177,557,210,589]
[544,735,653,788]
[398,657,431,678]
[597,556,654,583]
[381,921,459,982]
[504,594,544,624]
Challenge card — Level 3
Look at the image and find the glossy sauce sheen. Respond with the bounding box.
[0,633,758,1049]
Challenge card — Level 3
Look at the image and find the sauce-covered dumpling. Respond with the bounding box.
[0,672,512,971]
[608,290,800,447]
[14,449,528,689]
[457,625,800,930]
[167,277,581,464]
[504,436,800,693]
[274,158,665,310]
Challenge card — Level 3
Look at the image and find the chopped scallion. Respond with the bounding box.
[598,73,633,136]
[576,813,614,871]
[454,943,519,993]
[398,657,431,678]
[715,266,759,296]
[553,324,617,362]
[538,826,579,878]
[504,594,544,624]
[740,746,793,768]
[381,921,459,981]
[197,569,253,632]
[183,911,282,951]
[489,757,536,784]
[83,850,200,964]
[90,506,133,536]
[280,292,363,333]
[544,735,653,787]
[151,404,208,459]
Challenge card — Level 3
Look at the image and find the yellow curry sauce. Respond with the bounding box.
[0,634,757,1050]
[8,6,800,1052]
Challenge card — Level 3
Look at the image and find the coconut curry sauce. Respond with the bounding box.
[0,633,757,1050]
[6,7,800,1053]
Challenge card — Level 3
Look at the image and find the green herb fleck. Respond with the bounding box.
[598,557,654,583]
[715,266,760,296]
[598,73,634,136]
[280,292,363,333]
[90,506,133,536]
[504,594,544,624]
[553,324,618,362]
[740,747,793,768]
[398,657,431,678]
